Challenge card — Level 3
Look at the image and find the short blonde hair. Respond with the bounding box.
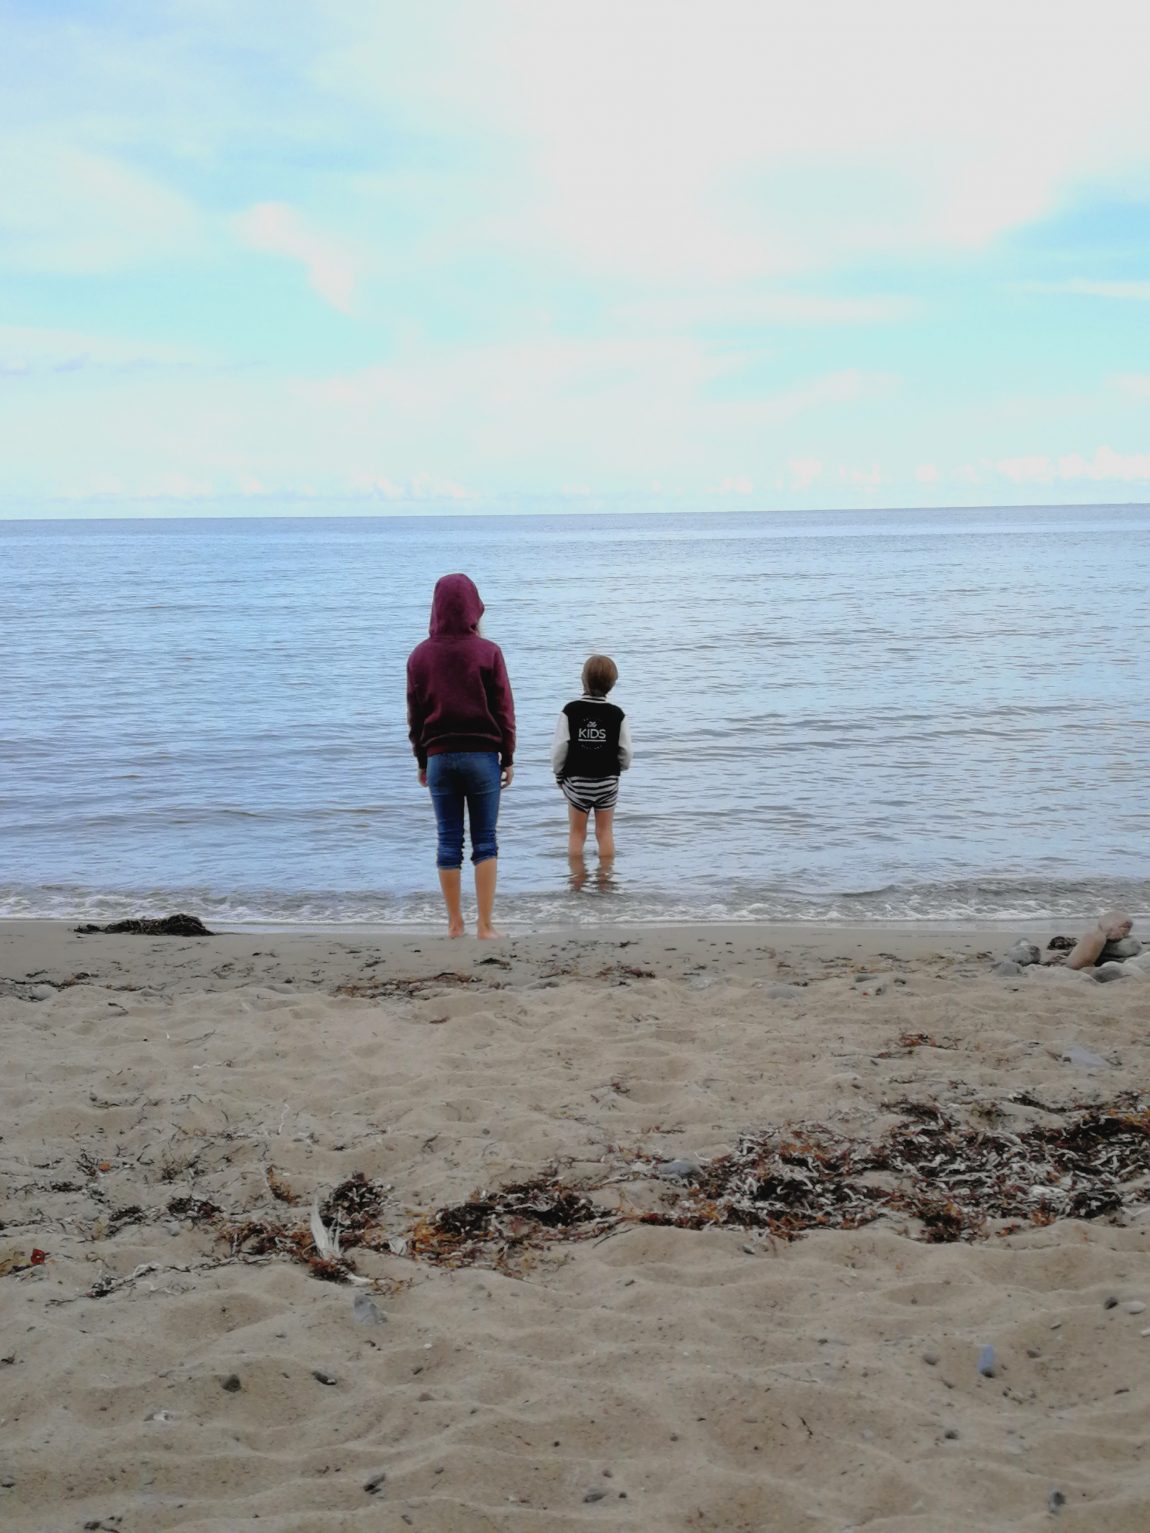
[582,654,618,694]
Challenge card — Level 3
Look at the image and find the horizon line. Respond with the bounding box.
[3,496,1150,525]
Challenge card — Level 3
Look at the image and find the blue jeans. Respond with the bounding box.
[426,751,501,869]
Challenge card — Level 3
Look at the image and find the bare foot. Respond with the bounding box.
[448,921,465,938]
[477,925,503,941]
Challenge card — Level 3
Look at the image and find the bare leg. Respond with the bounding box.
[568,850,589,891]
[567,804,589,860]
[438,868,465,937]
[594,807,616,863]
[475,857,500,939]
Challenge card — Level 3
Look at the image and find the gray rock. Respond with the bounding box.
[991,960,1023,978]
[583,1488,608,1503]
[655,1157,704,1181]
[220,1374,242,1392]
[764,982,802,999]
[1061,1045,1109,1069]
[977,1344,996,1377]
[1048,1488,1066,1514]
[353,1293,387,1326]
[363,1472,387,1495]
[1101,937,1142,962]
[1005,940,1041,967]
[1092,962,1129,983]
[312,1370,338,1386]
[0,979,55,1002]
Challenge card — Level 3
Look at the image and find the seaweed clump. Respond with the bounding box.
[635,1095,1150,1244]
[215,1173,394,1283]
[75,914,213,936]
[409,1175,613,1270]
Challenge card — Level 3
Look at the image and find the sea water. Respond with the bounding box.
[2,506,1148,926]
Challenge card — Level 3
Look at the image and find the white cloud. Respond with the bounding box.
[996,446,1150,483]
[0,325,210,374]
[711,475,754,495]
[321,1,1150,281]
[613,292,918,330]
[0,140,204,274]
[1021,280,1150,301]
[915,463,941,484]
[838,464,883,487]
[788,458,823,488]
[235,202,359,313]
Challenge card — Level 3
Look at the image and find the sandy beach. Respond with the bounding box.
[2,917,1149,1531]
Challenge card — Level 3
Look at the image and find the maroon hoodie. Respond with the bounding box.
[406,574,516,768]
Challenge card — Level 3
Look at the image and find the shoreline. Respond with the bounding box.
[0,911,1080,941]
[0,916,1077,989]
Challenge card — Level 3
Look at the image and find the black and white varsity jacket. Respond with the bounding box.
[550,694,634,781]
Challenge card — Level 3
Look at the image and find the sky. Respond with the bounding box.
[1,0,1149,517]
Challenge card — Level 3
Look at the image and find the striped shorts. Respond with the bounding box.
[560,775,620,814]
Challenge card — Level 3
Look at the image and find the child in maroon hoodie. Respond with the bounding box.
[406,574,516,938]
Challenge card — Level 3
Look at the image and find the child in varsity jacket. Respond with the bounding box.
[550,654,633,864]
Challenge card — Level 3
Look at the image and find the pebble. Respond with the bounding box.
[353,1293,387,1326]
[363,1472,387,1495]
[1140,1327,1150,1337]
[977,1344,996,1378]
[944,1429,959,1440]
[991,960,1023,978]
[1062,1045,1109,1070]
[1101,936,1142,961]
[583,1488,607,1503]
[1005,940,1041,967]
[1050,1321,1062,1330]
[166,1223,182,1237]
[1125,1301,1146,1314]
[655,1157,703,1181]
[145,1409,175,1423]
[1104,1296,1119,1309]
[922,1350,940,1366]
[312,1370,337,1386]
[220,1374,242,1392]
[1048,1488,1066,1514]
[1092,962,1129,984]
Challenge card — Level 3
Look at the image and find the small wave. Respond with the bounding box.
[3,877,1148,928]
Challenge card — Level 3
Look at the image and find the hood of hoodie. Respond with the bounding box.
[429,573,484,637]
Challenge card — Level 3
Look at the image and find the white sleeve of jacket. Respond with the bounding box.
[550,712,570,775]
[618,715,633,771]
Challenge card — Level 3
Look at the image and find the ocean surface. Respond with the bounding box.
[2,506,1148,927]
